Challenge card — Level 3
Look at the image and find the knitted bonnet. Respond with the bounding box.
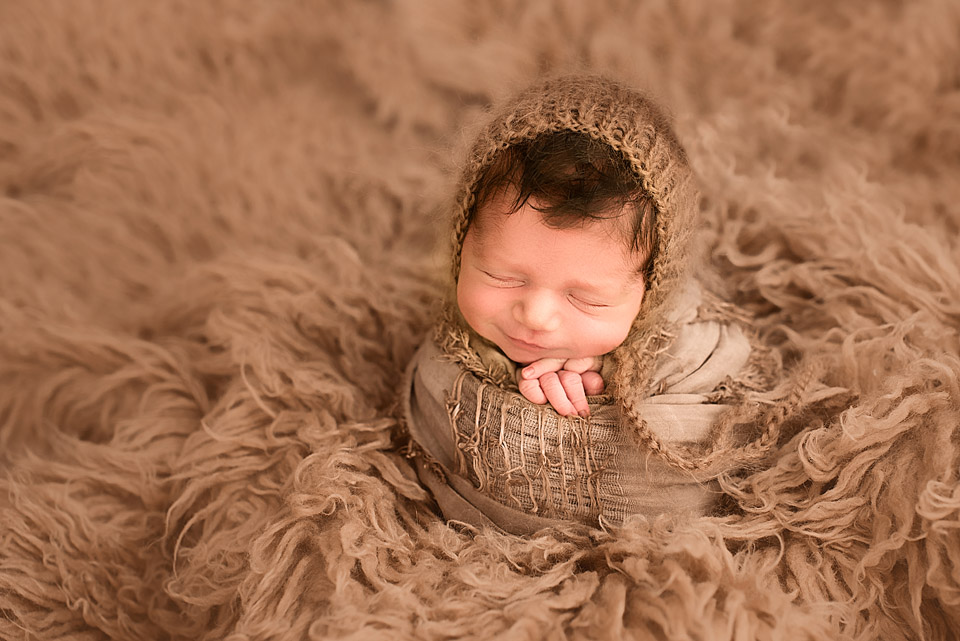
[445,73,700,403]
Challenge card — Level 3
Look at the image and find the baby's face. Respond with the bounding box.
[457,197,646,365]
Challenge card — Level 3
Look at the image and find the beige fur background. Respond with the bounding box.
[1,1,959,639]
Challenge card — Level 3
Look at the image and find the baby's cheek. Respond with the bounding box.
[456,278,496,333]
[580,318,632,356]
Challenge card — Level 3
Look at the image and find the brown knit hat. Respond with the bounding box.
[445,73,700,401]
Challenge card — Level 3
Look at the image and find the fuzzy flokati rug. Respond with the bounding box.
[2,2,959,640]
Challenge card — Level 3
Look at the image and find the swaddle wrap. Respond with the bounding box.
[404,280,756,532]
[402,74,772,533]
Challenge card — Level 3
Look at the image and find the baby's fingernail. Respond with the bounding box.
[578,409,590,418]
[522,366,534,377]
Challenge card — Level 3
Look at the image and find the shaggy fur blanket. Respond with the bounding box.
[2,2,959,639]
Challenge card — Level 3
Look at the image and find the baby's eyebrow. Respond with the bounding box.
[566,278,621,297]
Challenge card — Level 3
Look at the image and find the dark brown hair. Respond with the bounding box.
[470,131,657,278]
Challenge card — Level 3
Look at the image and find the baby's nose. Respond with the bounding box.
[514,290,561,333]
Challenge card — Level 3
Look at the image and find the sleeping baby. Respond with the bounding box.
[402,74,759,534]
[456,127,652,419]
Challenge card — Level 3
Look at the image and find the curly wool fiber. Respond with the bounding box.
[1,1,959,640]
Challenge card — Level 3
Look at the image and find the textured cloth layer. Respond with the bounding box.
[405,282,752,532]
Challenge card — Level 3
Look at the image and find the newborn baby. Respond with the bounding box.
[403,74,755,534]
[456,130,655,418]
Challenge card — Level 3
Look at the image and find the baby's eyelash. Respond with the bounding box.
[483,271,523,285]
[570,295,609,309]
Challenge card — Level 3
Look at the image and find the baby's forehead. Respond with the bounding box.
[467,202,647,282]
[472,197,637,247]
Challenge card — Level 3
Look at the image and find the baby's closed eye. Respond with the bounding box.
[569,294,608,307]
[567,293,612,312]
[482,270,524,287]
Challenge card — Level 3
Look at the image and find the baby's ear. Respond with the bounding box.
[631,270,647,299]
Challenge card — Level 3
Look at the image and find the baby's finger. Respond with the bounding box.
[561,356,600,374]
[539,373,577,417]
[518,377,547,405]
[520,358,565,380]
[581,371,605,396]
[558,371,590,417]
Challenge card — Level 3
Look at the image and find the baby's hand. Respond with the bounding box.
[516,357,604,417]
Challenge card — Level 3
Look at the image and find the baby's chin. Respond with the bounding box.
[487,335,554,364]
[475,325,596,364]
[495,337,581,365]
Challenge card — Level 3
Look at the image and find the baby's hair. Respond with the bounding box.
[470,131,657,280]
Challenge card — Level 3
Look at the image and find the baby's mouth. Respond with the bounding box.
[505,334,547,352]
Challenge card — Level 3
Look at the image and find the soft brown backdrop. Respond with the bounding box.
[1,1,959,639]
